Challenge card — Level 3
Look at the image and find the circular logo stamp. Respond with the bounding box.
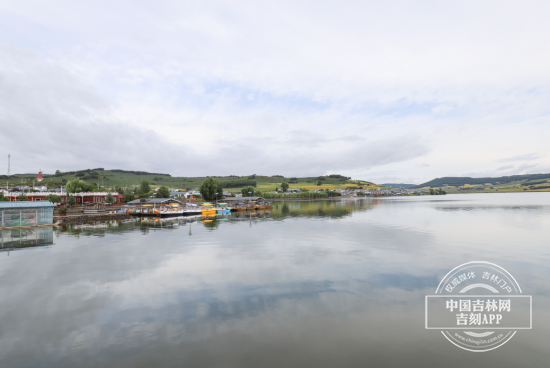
[425,261,532,352]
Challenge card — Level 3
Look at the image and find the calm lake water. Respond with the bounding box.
[1,193,549,367]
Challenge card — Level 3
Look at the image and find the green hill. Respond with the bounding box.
[414,173,550,193]
[0,170,382,192]
[416,173,550,188]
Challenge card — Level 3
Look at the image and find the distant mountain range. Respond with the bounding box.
[381,183,417,188]
[415,173,550,188]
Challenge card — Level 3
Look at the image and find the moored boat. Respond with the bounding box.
[200,203,217,216]
[126,199,203,217]
[215,202,231,214]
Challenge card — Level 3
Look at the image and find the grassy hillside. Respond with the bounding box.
[416,176,550,193]
[416,173,550,188]
[0,169,383,192]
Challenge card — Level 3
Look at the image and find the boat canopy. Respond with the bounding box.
[217,203,228,205]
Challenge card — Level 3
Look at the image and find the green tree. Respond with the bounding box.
[216,183,224,200]
[0,192,9,201]
[281,182,289,192]
[66,179,80,193]
[55,170,62,176]
[139,179,151,198]
[115,185,125,194]
[241,186,255,197]
[45,194,62,204]
[18,193,29,201]
[199,177,218,201]
[123,192,135,202]
[66,179,94,193]
[156,185,170,198]
[67,195,76,207]
[105,192,115,204]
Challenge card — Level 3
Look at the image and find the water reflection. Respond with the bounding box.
[0,194,549,367]
[0,227,53,252]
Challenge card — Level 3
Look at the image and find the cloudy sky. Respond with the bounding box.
[1,1,549,184]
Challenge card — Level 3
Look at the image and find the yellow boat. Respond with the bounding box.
[200,203,217,216]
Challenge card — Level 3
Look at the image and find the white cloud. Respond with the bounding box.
[0,1,549,183]
[495,153,543,163]
[497,165,514,171]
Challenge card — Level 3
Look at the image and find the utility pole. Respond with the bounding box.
[7,154,10,176]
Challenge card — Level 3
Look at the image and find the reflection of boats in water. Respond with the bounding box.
[123,198,274,217]
[135,214,203,227]
[72,222,109,229]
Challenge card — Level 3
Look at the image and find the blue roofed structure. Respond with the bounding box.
[0,202,56,209]
[0,201,55,227]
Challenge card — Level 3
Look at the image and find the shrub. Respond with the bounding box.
[241,185,256,197]
[45,194,62,204]
[67,195,76,206]
[105,193,115,204]
[58,206,68,213]
[123,192,135,202]
[156,186,170,198]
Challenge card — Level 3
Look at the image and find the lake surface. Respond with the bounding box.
[1,193,549,367]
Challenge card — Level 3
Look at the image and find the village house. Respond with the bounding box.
[1,191,123,204]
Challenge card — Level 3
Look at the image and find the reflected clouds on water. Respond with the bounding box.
[1,194,549,367]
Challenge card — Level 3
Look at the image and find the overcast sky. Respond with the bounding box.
[1,1,549,184]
